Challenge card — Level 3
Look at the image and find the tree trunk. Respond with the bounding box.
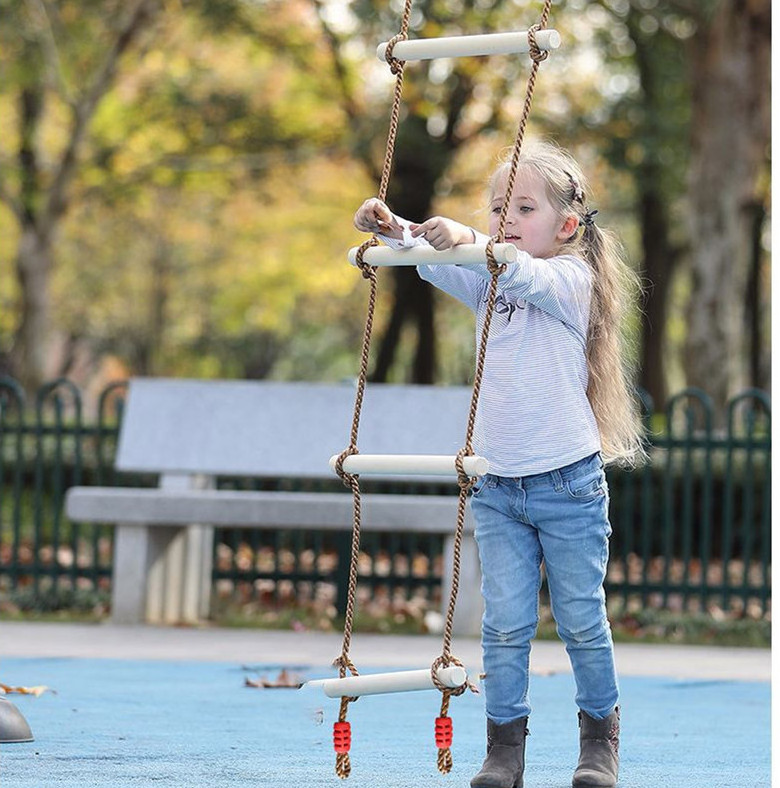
[370,267,436,384]
[369,270,410,383]
[684,0,771,412]
[370,116,450,383]
[136,240,171,376]
[637,186,677,409]
[8,0,162,394]
[12,227,54,392]
[745,199,769,390]
[624,5,686,409]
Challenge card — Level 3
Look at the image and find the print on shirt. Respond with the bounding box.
[486,293,527,322]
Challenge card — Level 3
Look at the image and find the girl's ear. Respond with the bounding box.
[557,214,579,240]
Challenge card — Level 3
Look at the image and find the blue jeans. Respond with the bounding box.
[471,451,618,723]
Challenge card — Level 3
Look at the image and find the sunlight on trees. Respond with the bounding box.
[0,0,770,410]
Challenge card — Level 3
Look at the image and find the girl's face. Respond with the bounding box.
[489,170,577,258]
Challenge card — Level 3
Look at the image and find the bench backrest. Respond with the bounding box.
[116,378,476,480]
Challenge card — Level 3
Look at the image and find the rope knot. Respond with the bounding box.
[430,654,476,697]
[430,653,478,775]
[355,238,379,280]
[334,446,359,488]
[455,448,476,492]
[527,24,549,63]
[485,237,508,277]
[332,653,360,678]
[384,33,407,75]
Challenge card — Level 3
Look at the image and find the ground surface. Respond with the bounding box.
[0,623,771,787]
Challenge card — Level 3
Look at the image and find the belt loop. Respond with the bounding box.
[551,468,563,492]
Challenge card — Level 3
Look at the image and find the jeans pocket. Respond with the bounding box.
[471,474,496,498]
[565,470,607,502]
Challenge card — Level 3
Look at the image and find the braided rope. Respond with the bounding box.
[331,1,414,778]
[333,2,554,777]
[432,2,554,774]
[493,13,552,244]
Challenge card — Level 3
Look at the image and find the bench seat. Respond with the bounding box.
[66,488,472,532]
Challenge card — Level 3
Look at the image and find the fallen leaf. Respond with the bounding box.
[1,683,55,697]
[244,669,305,689]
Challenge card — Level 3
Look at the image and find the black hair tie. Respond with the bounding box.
[580,209,599,227]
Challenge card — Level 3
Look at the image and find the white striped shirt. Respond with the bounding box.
[381,221,601,476]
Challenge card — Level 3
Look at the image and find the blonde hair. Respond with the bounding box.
[490,141,646,467]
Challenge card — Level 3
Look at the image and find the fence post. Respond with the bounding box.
[0,378,26,592]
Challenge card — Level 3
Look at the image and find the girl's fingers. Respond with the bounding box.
[426,232,447,250]
[410,221,433,237]
[370,201,392,223]
[355,199,389,232]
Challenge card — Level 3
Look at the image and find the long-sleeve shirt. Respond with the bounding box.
[380,220,601,476]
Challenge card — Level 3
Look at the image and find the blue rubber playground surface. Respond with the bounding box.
[0,652,770,787]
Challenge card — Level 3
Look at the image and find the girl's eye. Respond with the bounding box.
[519,206,533,213]
[490,206,502,214]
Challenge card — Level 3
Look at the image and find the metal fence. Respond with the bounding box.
[0,377,771,619]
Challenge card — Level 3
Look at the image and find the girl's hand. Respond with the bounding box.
[353,198,403,239]
[409,217,475,250]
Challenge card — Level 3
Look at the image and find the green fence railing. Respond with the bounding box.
[0,377,770,619]
[604,387,770,616]
[0,378,128,607]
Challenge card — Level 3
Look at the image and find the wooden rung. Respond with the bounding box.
[302,666,468,698]
[348,243,518,268]
[329,453,489,477]
[377,29,561,63]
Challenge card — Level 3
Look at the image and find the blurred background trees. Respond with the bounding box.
[0,0,770,415]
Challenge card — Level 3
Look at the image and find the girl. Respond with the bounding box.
[354,141,644,788]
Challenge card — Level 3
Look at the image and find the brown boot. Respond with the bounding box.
[572,707,619,788]
[470,717,529,788]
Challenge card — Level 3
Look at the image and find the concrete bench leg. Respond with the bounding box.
[111,523,214,626]
[148,473,215,625]
[111,524,173,625]
[148,525,214,625]
[184,524,214,621]
[442,533,483,637]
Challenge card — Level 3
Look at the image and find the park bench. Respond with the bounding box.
[64,378,482,634]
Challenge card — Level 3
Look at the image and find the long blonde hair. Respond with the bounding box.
[490,141,646,467]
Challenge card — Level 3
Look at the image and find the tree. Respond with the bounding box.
[683,0,771,410]
[313,0,551,383]
[1,0,164,392]
[1,0,367,392]
[518,0,770,409]
[600,1,692,407]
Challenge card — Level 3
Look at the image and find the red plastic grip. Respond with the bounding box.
[435,716,453,749]
[333,721,352,753]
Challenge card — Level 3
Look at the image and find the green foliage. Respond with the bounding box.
[1,585,110,620]
[0,0,764,389]
[608,608,770,648]
[599,1,692,224]
[208,596,770,647]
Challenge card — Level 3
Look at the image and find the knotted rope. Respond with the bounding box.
[432,2,554,774]
[490,8,553,250]
[331,0,414,779]
[332,1,554,777]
